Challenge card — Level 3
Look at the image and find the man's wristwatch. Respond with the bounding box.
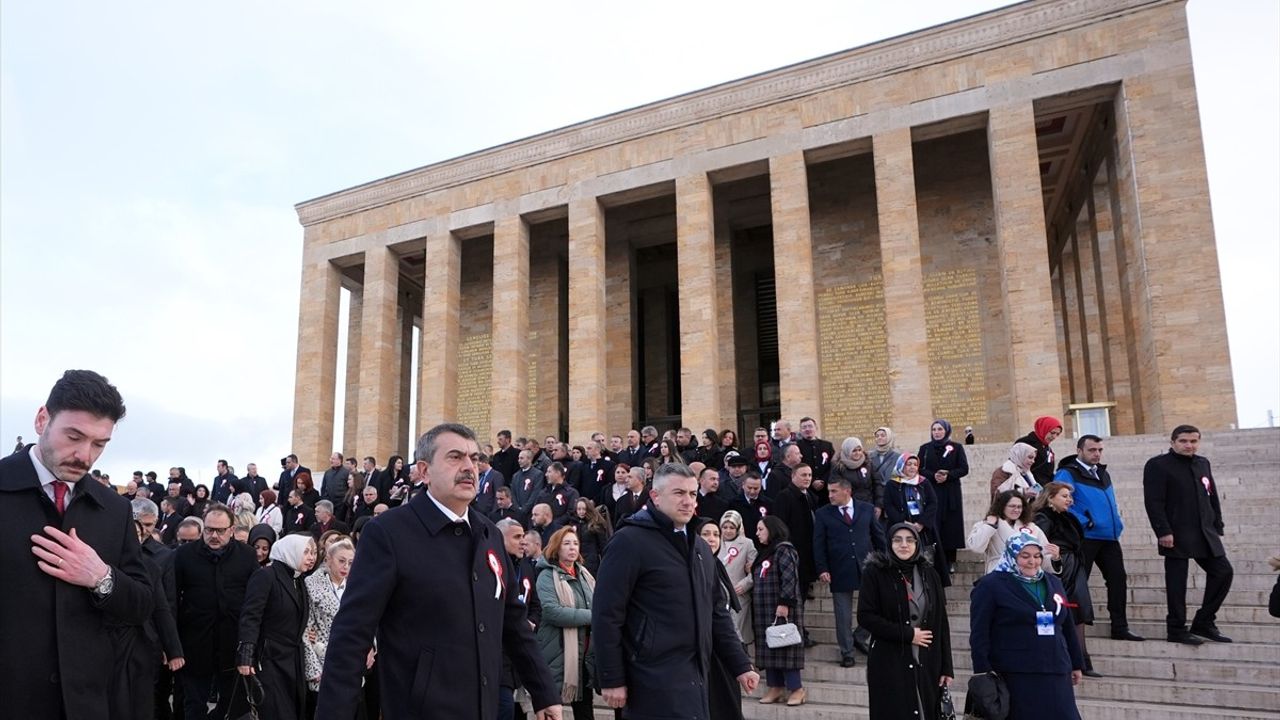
[92,568,114,597]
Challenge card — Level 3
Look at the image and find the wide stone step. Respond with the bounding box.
[944,570,1277,592]
[803,597,1271,624]
[710,677,1280,713]
[793,648,1280,687]
[801,616,1280,645]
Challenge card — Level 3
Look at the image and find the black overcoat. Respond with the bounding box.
[1142,450,1226,559]
[0,447,154,720]
[173,537,259,676]
[591,507,752,720]
[238,562,309,719]
[813,500,886,592]
[882,480,951,583]
[858,553,954,720]
[917,440,969,551]
[315,493,557,720]
[771,483,818,585]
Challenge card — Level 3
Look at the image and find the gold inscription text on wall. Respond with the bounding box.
[457,333,493,440]
[817,277,892,440]
[923,267,988,427]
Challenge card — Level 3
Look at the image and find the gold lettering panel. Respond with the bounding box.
[818,276,892,440]
[923,267,988,427]
[457,333,492,439]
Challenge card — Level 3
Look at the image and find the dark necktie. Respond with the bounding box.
[53,481,68,516]
[841,506,852,526]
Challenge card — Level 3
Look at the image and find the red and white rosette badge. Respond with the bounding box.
[760,559,771,579]
[942,445,954,459]
[1201,476,1212,495]
[1052,592,1065,616]
[726,546,740,564]
[521,577,532,604]
[487,550,504,600]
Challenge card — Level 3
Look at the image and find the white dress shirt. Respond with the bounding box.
[29,445,74,505]
[428,492,471,527]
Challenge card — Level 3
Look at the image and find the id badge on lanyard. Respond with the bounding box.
[1036,609,1055,636]
[906,488,921,517]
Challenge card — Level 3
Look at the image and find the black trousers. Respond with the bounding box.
[1081,539,1129,632]
[1164,554,1234,630]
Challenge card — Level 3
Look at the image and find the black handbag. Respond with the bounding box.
[224,673,264,720]
[963,671,1009,720]
[939,684,956,720]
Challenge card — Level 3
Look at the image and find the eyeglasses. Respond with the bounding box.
[891,537,918,545]
[204,525,232,536]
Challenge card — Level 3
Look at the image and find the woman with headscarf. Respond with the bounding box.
[917,419,969,568]
[858,523,954,720]
[967,490,1056,573]
[830,437,884,518]
[882,454,950,583]
[970,532,1083,720]
[237,533,317,720]
[718,510,758,646]
[257,489,283,535]
[248,524,278,567]
[752,515,806,706]
[867,427,901,486]
[990,442,1043,499]
[1015,416,1063,487]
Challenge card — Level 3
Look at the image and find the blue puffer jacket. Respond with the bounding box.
[1054,454,1124,541]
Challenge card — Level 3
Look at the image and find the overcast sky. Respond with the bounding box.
[2,1,1277,484]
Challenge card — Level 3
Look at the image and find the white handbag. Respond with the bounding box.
[765,618,802,648]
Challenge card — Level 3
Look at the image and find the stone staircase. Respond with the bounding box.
[596,427,1280,719]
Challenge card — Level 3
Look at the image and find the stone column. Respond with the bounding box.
[872,129,934,443]
[1060,235,1085,405]
[605,222,634,435]
[987,101,1065,432]
[1111,41,1236,430]
[1089,165,1135,435]
[292,257,342,470]
[397,307,414,451]
[1075,201,1105,404]
[356,246,400,462]
[768,152,822,424]
[713,199,738,431]
[490,214,530,437]
[676,172,722,433]
[342,290,362,459]
[419,232,461,436]
[568,195,608,442]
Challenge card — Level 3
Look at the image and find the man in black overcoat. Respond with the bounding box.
[592,463,759,717]
[315,423,561,720]
[173,503,259,718]
[0,369,154,720]
[1143,424,1234,644]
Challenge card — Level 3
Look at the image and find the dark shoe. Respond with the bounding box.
[1083,668,1104,678]
[839,656,856,668]
[1190,624,1233,643]
[1168,629,1204,645]
[1110,629,1145,641]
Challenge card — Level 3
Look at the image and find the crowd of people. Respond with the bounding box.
[4,369,1256,720]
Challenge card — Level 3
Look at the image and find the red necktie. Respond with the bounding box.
[841,506,852,526]
[53,481,68,516]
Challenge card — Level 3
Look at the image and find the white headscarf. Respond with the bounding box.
[270,534,313,577]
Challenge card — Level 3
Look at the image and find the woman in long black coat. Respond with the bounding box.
[751,515,806,706]
[859,523,954,720]
[882,454,951,584]
[237,534,317,720]
[695,519,744,720]
[917,419,969,567]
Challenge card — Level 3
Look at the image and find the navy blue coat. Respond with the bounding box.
[591,507,752,720]
[969,571,1083,675]
[812,500,886,592]
[314,493,557,720]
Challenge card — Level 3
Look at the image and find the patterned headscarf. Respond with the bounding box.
[995,531,1045,583]
[892,453,921,485]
